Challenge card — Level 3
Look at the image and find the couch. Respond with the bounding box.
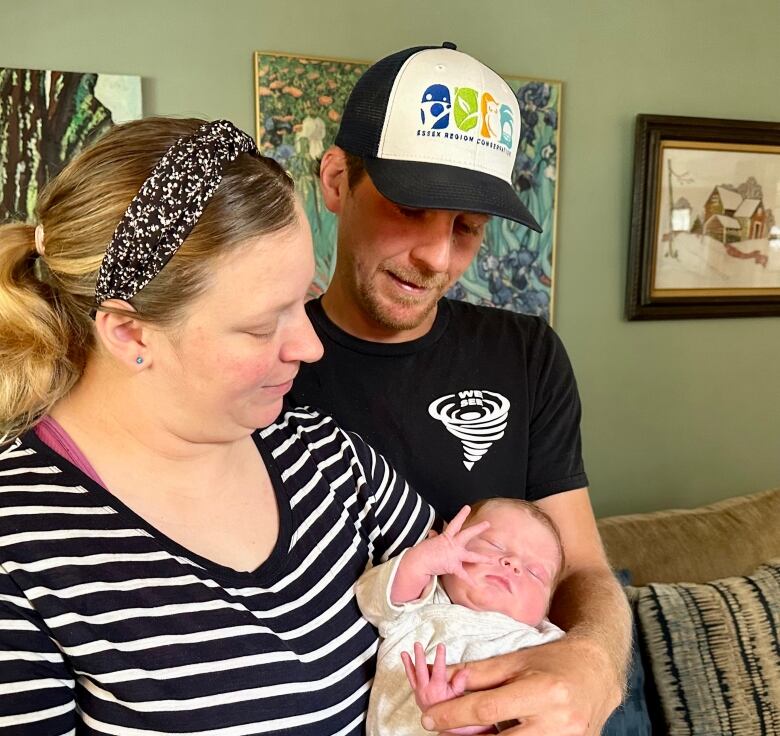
[595,487,780,735]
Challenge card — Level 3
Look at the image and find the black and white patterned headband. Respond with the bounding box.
[93,119,260,310]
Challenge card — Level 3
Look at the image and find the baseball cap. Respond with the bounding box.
[335,42,541,232]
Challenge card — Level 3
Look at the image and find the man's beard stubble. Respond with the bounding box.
[356,261,449,331]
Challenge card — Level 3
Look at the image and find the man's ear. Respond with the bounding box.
[319,146,350,215]
[94,300,153,369]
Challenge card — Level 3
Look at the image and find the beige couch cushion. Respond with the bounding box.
[596,488,780,585]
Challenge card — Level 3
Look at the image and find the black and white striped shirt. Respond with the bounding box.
[0,407,434,735]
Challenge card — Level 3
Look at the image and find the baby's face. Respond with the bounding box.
[441,504,561,627]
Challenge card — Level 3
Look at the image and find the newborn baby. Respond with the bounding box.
[356,498,565,736]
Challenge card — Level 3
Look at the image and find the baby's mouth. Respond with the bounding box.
[484,574,512,593]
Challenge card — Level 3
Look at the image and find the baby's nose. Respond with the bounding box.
[500,556,520,575]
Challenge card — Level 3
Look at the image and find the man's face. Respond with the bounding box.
[329,168,489,339]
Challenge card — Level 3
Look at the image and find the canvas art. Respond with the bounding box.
[0,67,142,223]
[627,115,780,319]
[255,51,562,322]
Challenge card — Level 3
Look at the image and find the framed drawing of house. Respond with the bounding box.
[255,51,562,323]
[626,114,780,319]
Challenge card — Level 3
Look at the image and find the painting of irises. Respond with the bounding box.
[0,67,141,223]
[255,52,562,322]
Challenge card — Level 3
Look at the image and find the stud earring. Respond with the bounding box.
[136,356,144,365]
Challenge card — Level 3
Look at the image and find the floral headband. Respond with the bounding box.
[93,119,260,313]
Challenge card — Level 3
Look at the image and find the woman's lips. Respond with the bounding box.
[263,378,295,395]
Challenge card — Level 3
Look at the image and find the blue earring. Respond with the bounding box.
[136,356,144,365]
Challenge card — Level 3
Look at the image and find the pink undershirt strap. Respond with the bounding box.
[34,416,106,487]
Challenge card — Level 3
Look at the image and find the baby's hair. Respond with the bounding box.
[466,498,566,585]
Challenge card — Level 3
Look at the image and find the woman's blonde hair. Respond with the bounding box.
[0,117,296,441]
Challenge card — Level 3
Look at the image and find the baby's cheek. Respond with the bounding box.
[521,591,550,625]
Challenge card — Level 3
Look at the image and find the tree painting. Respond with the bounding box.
[255,52,562,323]
[0,67,142,223]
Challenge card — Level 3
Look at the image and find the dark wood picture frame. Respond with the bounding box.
[626,114,780,320]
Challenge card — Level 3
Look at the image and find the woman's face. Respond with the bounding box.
[146,206,323,441]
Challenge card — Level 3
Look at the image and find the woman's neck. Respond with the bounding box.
[48,359,279,573]
[49,359,253,501]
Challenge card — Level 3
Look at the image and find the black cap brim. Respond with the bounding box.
[363,157,542,232]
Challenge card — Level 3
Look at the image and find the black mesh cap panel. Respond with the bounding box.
[334,46,436,157]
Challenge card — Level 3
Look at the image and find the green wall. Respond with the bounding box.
[3,0,778,515]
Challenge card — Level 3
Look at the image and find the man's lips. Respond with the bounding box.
[484,574,512,593]
[386,271,428,292]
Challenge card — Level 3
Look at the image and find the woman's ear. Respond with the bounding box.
[93,300,152,369]
[318,146,350,215]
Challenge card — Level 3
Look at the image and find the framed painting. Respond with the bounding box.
[626,114,780,320]
[255,51,562,323]
[0,67,142,223]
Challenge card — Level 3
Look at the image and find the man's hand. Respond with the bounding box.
[419,636,623,735]
[401,642,495,736]
[391,506,492,603]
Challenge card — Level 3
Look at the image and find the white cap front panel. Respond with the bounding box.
[377,48,521,183]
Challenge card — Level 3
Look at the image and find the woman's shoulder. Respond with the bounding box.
[258,405,363,458]
[0,432,77,484]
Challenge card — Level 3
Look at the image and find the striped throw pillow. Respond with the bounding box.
[632,560,780,735]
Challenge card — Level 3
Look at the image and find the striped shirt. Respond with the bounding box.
[0,407,434,735]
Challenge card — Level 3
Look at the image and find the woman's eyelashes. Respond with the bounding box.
[241,321,279,340]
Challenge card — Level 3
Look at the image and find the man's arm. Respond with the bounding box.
[539,487,631,691]
[420,488,631,736]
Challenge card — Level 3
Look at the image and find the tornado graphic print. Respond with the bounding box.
[428,390,510,470]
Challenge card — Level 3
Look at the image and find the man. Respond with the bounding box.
[290,42,630,734]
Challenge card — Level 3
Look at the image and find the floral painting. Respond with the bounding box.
[255,52,562,322]
[0,67,142,223]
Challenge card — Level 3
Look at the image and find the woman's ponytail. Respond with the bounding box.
[0,223,85,441]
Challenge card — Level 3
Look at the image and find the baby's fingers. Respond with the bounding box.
[401,651,417,690]
[443,505,471,537]
[450,667,469,697]
[456,520,490,545]
[452,566,477,587]
[413,641,430,687]
[463,551,493,565]
[431,643,447,685]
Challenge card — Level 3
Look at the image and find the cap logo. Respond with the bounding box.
[420,84,452,129]
[453,87,479,131]
[418,83,514,153]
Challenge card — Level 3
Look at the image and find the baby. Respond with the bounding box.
[356,498,565,736]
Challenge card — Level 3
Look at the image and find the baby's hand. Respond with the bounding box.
[401,642,467,709]
[418,505,492,583]
[401,643,495,735]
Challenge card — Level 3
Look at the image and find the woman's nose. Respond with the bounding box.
[282,308,324,364]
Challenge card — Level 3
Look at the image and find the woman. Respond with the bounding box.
[0,117,433,734]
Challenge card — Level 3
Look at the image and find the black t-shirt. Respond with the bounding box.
[290,297,588,519]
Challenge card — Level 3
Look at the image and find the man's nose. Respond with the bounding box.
[408,213,456,274]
